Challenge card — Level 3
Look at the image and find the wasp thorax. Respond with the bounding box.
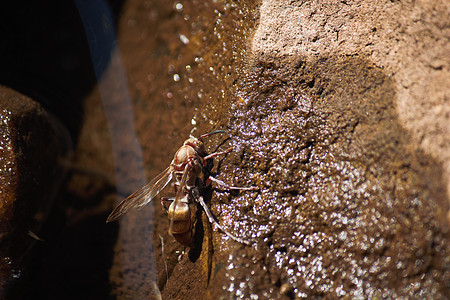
[173,145,194,166]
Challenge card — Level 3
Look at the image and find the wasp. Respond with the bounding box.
[106,130,257,246]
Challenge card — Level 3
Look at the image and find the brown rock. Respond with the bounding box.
[0,85,70,297]
[111,0,449,298]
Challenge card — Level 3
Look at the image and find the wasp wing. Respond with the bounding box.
[168,163,192,235]
[106,166,174,222]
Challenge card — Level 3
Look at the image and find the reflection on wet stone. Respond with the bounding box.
[211,54,449,298]
[113,0,448,298]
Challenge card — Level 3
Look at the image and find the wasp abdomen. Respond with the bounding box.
[169,201,191,234]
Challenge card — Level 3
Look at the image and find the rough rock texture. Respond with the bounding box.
[253,0,450,212]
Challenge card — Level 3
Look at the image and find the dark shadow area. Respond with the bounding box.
[0,0,126,298]
[0,1,92,140]
[0,0,125,139]
[23,209,119,299]
[188,203,205,262]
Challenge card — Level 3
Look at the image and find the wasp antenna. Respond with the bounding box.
[189,127,198,138]
[199,130,227,141]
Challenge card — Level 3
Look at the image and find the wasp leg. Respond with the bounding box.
[161,197,175,213]
[206,176,259,191]
[202,148,232,166]
[197,196,251,246]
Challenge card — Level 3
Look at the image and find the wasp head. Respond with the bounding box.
[183,137,207,157]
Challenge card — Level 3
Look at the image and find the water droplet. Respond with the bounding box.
[179,34,189,45]
[174,2,183,12]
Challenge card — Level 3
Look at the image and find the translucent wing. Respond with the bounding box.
[168,163,192,235]
[106,166,173,222]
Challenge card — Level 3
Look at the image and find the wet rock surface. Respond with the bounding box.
[111,0,449,299]
[0,86,68,298]
[1,0,448,299]
[204,55,448,299]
